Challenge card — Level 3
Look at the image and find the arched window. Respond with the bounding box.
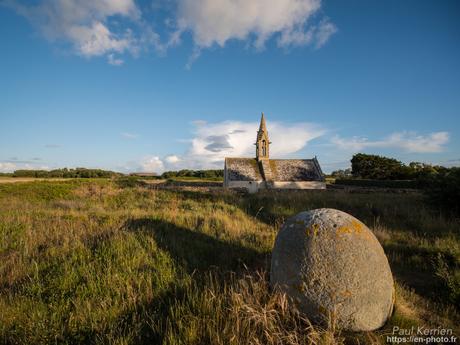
[262,140,266,156]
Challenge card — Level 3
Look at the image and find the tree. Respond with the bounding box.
[351,153,408,180]
[422,167,460,214]
[331,168,352,179]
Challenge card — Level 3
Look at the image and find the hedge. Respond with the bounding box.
[334,179,420,189]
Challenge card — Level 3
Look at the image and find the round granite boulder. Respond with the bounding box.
[271,208,394,331]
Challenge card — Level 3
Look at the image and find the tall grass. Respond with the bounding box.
[0,180,458,344]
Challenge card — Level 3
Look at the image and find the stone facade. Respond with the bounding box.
[224,113,326,192]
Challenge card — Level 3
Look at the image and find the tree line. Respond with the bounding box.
[331,153,459,214]
[2,168,225,180]
[161,169,223,179]
[10,168,121,178]
[331,153,451,180]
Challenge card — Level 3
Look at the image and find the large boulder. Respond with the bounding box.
[271,208,394,331]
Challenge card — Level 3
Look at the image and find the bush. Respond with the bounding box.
[161,169,223,180]
[334,179,419,189]
[434,254,460,306]
[114,176,147,188]
[422,167,460,214]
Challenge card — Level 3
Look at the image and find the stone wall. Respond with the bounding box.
[225,180,326,192]
[271,181,326,189]
[225,180,264,193]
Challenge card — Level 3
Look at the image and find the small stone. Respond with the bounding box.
[270,208,394,331]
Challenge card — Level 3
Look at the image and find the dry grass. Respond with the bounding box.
[162,271,343,345]
[0,180,459,344]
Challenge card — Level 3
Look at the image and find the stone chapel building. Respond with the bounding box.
[224,113,326,192]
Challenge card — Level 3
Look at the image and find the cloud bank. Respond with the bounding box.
[331,131,449,153]
[5,0,337,65]
[4,0,141,64]
[177,0,336,50]
[134,119,325,173]
[0,161,50,173]
[130,126,451,174]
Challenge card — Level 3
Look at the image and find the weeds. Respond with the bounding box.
[0,180,459,344]
[434,254,460,306]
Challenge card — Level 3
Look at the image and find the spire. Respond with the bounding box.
[257,112,269,141]
[259,112,267,132]
[256,112,270,160]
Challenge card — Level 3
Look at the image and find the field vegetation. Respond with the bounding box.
[0,179,459,344]
[10,168,121,179]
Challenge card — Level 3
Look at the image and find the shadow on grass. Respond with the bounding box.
[159,187,458,239]
[156,187,401,230]
[124,217,267,273]
[383,242,455,303]
[118,217,268,344]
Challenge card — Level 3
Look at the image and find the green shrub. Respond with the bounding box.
[334,179,419,189]
[422,167,460,214]
[114,176,147,188]
[161,169,223,180]
[434,254,460,306]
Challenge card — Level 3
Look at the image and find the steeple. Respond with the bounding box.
[259,112,267,133]
[256,112,271,160]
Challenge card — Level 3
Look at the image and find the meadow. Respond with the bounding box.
[0,179,459,345]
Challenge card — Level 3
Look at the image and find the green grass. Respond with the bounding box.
[167,176,223,182]
[0,180,459,344]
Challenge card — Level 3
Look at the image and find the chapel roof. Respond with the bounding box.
[225,157,324,182]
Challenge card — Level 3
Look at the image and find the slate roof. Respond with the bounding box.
[271,159,324,181]
[225,158,262,181]
[225,158,324,182]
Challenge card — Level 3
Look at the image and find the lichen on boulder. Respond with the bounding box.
[270,208,394,331]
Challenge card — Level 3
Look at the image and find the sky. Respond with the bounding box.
[0,0,459,174]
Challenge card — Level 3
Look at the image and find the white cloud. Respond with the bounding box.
[148,119,325,171]
[0,162,18,173]
[120,119,325,173]
[442,159,460,168]
[121,132,139,139]
[97,121,454,174]
[277,17,336,48]
[177,0,336,50]
[165,155,181,164]
[6,0,140,58]
[140,156,164,173]
[5,0,336,65]
[313,18,337,48]
[0,162,50,173]
[108,54,124,66]
[331,131,449,153]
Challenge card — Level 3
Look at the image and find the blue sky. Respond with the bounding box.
[0,0,459,173]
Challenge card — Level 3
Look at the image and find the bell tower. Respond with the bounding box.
[256,113,271,161]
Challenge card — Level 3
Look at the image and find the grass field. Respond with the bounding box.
[0,179,459,344]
